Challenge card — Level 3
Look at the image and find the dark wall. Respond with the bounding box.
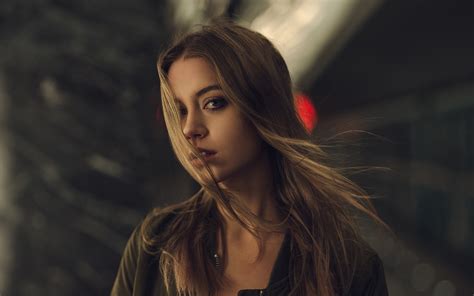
[0,1,194,295]
[310,0,474,114]
[309,0,474,293]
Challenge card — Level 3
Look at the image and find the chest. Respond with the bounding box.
[216,261,271,296]
[215,236,284,296]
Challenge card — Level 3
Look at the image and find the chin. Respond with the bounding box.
[206,168,231,184]
[200,164,243,186]
[193,166,225,184]
[213,169,244,187]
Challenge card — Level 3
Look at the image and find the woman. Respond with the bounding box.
[111,19,390,296]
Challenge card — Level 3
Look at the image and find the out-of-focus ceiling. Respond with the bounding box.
[166,0,383,88]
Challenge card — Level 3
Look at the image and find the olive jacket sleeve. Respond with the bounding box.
[349,252,389,296]
[110,219,172,296]
[110,222,140,296]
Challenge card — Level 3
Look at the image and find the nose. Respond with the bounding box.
[182,110,208,141]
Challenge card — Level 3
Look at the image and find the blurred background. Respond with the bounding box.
[0,0,472,295]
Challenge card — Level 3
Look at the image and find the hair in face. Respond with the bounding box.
[145,18,391,296]
[158,18,309,186]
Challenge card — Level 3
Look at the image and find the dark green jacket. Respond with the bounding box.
[111,211,389,296]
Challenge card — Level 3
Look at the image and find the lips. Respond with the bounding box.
[189,147,217,160]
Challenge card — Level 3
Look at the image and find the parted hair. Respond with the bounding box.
[143,18,390,295]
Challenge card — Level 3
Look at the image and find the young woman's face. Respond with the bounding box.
[167,57,266,183]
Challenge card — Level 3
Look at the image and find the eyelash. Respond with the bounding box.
[205,97,227,110]
[179,97,227,115]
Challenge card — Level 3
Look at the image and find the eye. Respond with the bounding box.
[175,103,187,116]
[179,107,187,116]
[204,97,228,110]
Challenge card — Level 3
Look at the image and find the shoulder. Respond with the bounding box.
[347,245,389,296]
[114,207,180,264]
[111,190,207,295]
[110,206,187,295]
[139,189,208,251]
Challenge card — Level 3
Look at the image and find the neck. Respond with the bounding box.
[217,151,284,240]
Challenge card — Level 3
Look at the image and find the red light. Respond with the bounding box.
[295,92,318,133]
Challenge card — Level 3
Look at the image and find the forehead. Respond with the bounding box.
[168,57,218,99]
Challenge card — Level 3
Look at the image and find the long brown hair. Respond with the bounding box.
[143,18,391,295]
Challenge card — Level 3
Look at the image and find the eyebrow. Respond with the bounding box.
[175,84,222,102]
[196,84,221,97]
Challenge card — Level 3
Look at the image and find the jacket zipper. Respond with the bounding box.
[214,253,220,270]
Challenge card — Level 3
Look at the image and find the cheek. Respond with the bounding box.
[218,117,261,157]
